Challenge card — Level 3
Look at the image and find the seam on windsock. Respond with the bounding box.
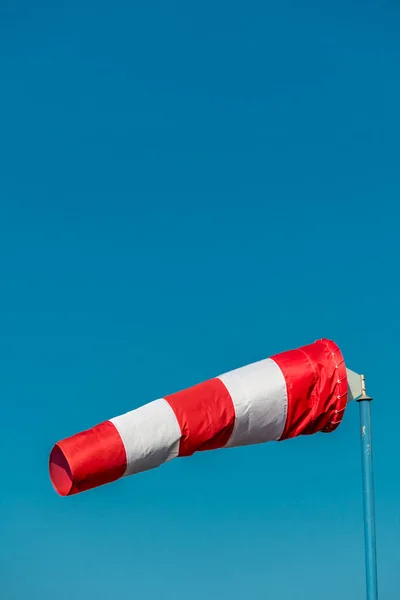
[218,371,250,446]
[321,340,347,432]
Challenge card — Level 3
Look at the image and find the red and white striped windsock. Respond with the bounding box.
[49,338,357,496]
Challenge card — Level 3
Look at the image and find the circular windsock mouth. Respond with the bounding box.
[49,444,74,496]
[48,421,128,496]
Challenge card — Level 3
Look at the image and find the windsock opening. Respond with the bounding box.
[49,421,128,496]
[49,444,74,496]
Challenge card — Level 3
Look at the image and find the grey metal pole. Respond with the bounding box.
[357,375,378,600]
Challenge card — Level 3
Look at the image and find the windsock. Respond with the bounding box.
[50,338,360,496]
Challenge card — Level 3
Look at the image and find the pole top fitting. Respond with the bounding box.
[356,374,373,402]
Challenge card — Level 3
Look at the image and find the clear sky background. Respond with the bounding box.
[1,1,399,599]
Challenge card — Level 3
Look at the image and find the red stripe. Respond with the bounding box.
[272,338,347,440]
[49,421,127,496]
[165,378,235,456]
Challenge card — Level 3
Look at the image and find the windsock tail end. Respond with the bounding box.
[49,444,74,497]
[49,421,127,496]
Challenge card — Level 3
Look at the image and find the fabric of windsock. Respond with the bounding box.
[49,338,348,496]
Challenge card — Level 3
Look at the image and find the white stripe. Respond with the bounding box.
[219,358,287,447]
[111,399,181,476]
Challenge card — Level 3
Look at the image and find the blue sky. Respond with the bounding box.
[1,1,399,598]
